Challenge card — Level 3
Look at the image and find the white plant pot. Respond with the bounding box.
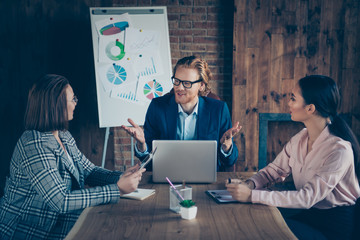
[180,206,198,220]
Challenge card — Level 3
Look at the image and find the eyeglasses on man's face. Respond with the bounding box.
[171,76,202,89]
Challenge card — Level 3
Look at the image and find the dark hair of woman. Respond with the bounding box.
[24,74,69,132]
[298,75,360,180]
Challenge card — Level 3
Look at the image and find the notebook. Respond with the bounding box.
[121,188,156,200]
[152,140,217,183]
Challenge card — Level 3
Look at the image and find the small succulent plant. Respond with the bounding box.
[180,199,196,208]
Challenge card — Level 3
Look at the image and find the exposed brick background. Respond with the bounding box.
[112,0,234,171]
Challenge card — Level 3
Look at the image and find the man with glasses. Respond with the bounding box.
[122,56,241,171]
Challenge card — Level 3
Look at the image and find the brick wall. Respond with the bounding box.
[113,0,234,171]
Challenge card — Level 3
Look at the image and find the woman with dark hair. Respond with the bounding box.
[226,75,360,239]
[0,74,145,239]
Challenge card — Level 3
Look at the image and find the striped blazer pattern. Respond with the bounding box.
[0,130,122,239]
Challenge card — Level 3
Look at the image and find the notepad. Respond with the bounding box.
[121,188,155,200]
[206,190,238,203]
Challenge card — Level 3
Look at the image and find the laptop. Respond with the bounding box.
[152,140,217,183]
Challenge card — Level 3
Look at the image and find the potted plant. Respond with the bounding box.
[179,200,197,220]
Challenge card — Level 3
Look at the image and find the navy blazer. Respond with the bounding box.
[137,94,238,171]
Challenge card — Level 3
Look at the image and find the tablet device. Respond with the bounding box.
[139,147,157,170]
[206,190,238,203]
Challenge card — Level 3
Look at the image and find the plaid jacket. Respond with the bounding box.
[0,130,122,239]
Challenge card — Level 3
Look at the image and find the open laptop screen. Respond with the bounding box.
[152,140,217,183]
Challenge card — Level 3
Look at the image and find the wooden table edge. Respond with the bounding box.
[65,206,94,240]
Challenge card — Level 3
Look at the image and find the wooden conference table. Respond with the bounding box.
[66,172,296,240]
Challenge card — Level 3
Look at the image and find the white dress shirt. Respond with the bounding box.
[176,102,199,140]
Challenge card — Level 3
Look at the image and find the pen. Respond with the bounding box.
[166,177,184,201]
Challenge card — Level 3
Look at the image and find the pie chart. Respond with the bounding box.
[106,64,127,85]
[143,80,163,100]
[105,40,125,61]
[100,21,129,35]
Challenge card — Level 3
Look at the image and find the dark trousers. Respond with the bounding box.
[278,205,355,240]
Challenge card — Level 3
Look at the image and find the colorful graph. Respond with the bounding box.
[105,40,125,61]
[114,91,137,101]
[143,80,163,100]
[100,21,129,35]
[106,64,127,85]
[138,57,157,77]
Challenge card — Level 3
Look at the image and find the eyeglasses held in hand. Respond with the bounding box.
[171,76,202,89]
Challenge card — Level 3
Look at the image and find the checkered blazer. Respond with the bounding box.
[0,130,122,239]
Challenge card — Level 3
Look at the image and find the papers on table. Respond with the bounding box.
[121,188,155,201]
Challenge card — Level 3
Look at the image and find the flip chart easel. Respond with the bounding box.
[101,128,134,168]
[90,7,172,168]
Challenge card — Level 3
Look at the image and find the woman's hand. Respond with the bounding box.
[220,122,242,152]
[226,179,252,203]
[117,165,146,194]
[121,118,147,152]
[124,164,141,174]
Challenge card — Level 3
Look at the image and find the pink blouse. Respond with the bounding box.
[250,126,360,209]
